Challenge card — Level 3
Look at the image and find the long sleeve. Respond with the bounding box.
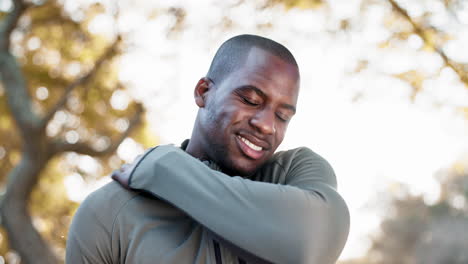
[128,145,350,264]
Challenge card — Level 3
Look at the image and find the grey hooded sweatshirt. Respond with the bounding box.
[66,143,349,264]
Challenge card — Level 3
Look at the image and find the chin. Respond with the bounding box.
[229,160,262,177]
[216,148,266,177]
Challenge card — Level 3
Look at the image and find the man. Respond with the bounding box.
[66,34,349,264]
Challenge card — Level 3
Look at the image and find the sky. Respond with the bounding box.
[56,0,468,260]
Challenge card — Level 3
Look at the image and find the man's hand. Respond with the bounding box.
[112,149,154,189]
[111,163,133,189]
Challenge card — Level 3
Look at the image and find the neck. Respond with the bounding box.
[185,140,205,160]
[185,121,208,161]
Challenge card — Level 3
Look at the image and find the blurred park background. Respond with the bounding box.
[1,0,468,263]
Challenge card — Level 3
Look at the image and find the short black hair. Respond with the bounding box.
[206,34,298,83]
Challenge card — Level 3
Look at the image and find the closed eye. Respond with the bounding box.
[276,113,289,122]
[242,96,260,106]
[235,86,264,106]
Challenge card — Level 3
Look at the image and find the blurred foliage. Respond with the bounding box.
[381,0,468,90]
[338,161,468,264]
[393,70,426,101]
[362,162,468,264]
[354,1,468,262]
[0,0,157,262]
[268,0,325,9]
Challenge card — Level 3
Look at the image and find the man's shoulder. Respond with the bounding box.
[75,181,141,224]
[258,146,337,188]
[86,180,138,204]
[67,181,141,263]
[271,146,331,170]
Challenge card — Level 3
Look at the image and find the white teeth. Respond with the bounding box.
[238,136,263,151]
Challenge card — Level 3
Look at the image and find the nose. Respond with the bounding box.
[250,108,276,135]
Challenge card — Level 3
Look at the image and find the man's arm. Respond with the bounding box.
[118,145,349,264]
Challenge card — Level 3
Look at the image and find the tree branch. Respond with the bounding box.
[435,47,468,85]
[51,102,144,156]
[40,36,122,128]
[0,0,42,136]
[1,49,43,135]
[0,0,27,51]
[388,0,468,86]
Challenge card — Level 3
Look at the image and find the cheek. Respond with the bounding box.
[220,105,247,126]
[275,126,288,145]
[204,108,236,136]
[206,97,251,131]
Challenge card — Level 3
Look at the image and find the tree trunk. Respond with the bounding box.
[0,3,137,262]
[0,151,58,264]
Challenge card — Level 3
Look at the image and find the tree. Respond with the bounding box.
[350,1,468,262]
[0,0,148,263]
[271,0,468,99]
[362,161,468,264]
[324,0,468,263]
[382,0,468,98]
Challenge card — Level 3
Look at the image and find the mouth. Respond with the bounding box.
[236,134,267,160]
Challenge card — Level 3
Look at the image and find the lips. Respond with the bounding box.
[236,134,269,160]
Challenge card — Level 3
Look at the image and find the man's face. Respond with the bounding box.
[199,47,300,176]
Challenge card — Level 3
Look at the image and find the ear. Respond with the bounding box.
[194,77,212,108]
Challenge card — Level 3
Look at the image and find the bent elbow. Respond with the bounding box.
[300,191,350,264]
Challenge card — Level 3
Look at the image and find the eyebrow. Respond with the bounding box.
[237,85,297,114]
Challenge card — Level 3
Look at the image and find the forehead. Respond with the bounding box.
[224,47,300,102]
